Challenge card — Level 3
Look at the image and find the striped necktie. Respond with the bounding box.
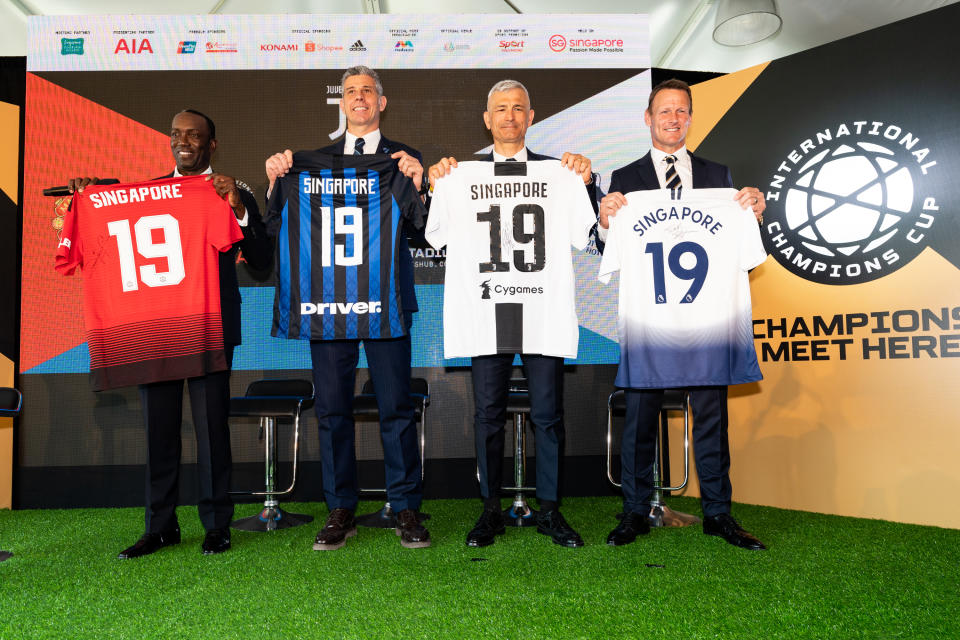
[664,154,681,191]
[354,137,365,155]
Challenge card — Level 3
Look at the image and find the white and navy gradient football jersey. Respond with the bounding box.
[266,151,425,340]
[598,188,767,388]
[426,160,595,358]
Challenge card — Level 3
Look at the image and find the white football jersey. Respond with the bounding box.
[426,160,595,358]
[598,188,767,388]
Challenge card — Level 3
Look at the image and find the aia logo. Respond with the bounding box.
[115,39,153,54]
[549,34,566,52]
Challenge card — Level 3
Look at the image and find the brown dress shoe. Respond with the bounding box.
[395,509,431,548]
[313,508,357,550]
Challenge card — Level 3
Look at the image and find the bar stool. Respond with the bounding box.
[0,387,21,562]
[229,378,315,531]
[606,388,700,527]
[477,377,537,527]
[353,377,430,528]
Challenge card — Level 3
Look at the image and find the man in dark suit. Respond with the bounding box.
[69,109,273,558]
[596,78,768,550]
[264,66,430,549]
[427,79,596,548]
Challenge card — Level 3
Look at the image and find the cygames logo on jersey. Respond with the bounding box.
[479,280,544,299]
[177,41,197,54]
[764,119,940,285]
[394,40,414,51]
[60,38,84,55]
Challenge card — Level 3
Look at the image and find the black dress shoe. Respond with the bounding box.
[606,511,651,546]
[201,527,231,555]
[117,528,181,559]
[466,508,505,547]
[536,510,584,548]
[395,509,431,549]
[313,508,357,550]
[703,513,766,550]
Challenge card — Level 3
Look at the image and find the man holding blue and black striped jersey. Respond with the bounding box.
[264,65,430,550]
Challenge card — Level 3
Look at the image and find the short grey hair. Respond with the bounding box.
[342,65,383,97]
[486,79,530,110]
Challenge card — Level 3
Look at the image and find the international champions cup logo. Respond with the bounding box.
[763,120,940,285]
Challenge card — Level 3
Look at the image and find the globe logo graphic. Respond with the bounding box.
[784,141,914,260]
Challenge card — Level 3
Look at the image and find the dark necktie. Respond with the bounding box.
[354,137,365,155]
[505,157,517,162]
[664,154,681,191]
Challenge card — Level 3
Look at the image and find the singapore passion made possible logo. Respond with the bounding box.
[763,119,939,285]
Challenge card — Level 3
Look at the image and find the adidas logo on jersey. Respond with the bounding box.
[301,300,382,315]
[349,40,367,51]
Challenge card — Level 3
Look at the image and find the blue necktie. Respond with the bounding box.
[354,137,365,155]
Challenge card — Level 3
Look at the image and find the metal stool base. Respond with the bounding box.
[0,550,11,562]
[649,504,701,528]
[503,498,538,527]
[231,505,314,532]
[356,503,431,529]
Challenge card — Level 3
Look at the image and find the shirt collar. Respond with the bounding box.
[173,165,213,177]
[345,129,382,154]
[493,147,528,162]
[650,145,688,165]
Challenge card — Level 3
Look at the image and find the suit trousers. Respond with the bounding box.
[140,346,235,534]
[472,353,565,504]
[309,320,422,512]
[621,386,732,517]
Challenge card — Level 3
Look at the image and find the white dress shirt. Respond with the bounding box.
[344,129,382,155]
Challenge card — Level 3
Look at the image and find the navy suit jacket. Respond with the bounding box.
[158,172,272,346]
[317,135,420,314]
[595,151,733,253]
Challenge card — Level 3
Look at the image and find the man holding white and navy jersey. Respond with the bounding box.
[597,78,769,550]
[427,79,597,548]
[265,66,430,550]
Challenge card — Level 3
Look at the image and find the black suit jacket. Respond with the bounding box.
[316,135,421,314]
[595,151,733,253]
[158,172,273,345]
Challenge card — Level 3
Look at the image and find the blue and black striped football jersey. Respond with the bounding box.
[266,151,426,340]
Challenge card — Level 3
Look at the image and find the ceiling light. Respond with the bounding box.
[713,0,783,46]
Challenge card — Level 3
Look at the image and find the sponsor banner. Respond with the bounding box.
[28,14,647,71]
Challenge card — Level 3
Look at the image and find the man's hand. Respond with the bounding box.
[265,150,294,196]
[598,191,627,229]
[560,152,593,184]
[734,187,766,223]
[67,177,100,193]
[391,150,424,192]
[207,173,245,219]
[428,157,458,190]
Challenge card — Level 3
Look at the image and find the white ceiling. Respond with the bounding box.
[2,0,955,72]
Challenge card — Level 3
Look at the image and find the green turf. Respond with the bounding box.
[0,497,957,639]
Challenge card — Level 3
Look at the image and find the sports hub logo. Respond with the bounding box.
[764,119,939,285]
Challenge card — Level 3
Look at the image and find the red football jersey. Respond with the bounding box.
[55,175,243,390]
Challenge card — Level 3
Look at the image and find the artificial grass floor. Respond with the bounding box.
[0,496,957,639]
